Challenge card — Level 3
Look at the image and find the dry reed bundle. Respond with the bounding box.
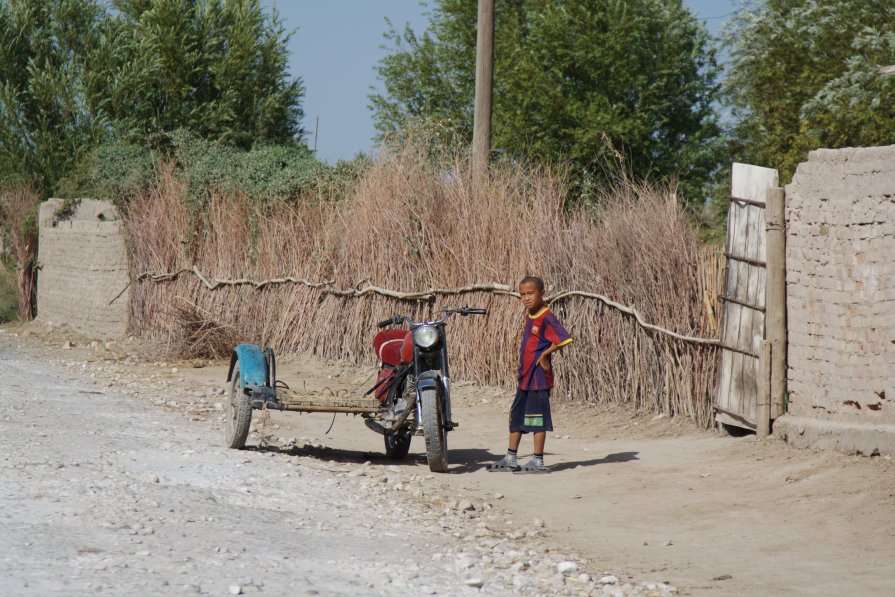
[125,144,724,427]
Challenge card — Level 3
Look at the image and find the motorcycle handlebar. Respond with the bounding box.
[377,316,398,328]
[378,308,486,328]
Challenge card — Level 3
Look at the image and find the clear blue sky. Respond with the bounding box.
[264,1,739,163]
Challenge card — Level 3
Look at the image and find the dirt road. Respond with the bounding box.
[248,354,895,597]
[0,348,473,595]
[0,329,674,596]
[1,323,893,596]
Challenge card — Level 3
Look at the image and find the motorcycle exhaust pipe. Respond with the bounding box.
[364,418,390,435]
[364,396,418,436]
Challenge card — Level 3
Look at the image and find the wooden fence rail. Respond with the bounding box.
[122,266,721,348]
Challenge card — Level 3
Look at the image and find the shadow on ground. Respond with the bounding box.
[247,442,404,464]
[548,451,640,472]
[444,448,502,473]
[244,443,639,474]
[450,449,641,473]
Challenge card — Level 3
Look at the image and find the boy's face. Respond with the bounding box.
[519,281,545,312]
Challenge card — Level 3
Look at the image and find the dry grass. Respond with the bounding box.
[125,143,723,426]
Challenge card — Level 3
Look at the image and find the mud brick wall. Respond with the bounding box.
[37,199,130,338]
[785,146,895,431]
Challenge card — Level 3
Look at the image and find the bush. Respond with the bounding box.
[55,131,370,210]
[55,141,156,206]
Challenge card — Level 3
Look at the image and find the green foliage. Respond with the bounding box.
[170,131,321,203]
[724,0,895,182]
[99,0,304,149]
[54,131,367,263]
[0,0,109,195]
[55,141,156,204]
[802,29,895,150]
[317,154,374,198]
[0,0,305,197]
[55,131,370,209]
[371,0,724,204]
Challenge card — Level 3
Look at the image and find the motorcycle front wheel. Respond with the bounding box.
[420,386,448,472]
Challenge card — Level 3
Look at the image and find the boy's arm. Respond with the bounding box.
[537,340,571,371]
[538,313,573,371]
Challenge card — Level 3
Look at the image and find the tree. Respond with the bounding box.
[371,0,724,203]
[724,0,895,182]
[0,0,305,320]
[0,0,109,194]
[98,0,304,149]
[0,0,305,196]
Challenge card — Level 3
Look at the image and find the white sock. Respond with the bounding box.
[506,449,517,465]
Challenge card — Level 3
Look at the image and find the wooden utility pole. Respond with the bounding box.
[472,0,494,175]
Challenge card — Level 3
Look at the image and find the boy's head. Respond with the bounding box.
[518,276,546,312]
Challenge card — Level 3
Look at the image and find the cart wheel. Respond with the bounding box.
[226,362,252,449]
[420,386,448,472]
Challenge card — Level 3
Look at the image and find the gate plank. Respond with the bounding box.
[715,163,778,430]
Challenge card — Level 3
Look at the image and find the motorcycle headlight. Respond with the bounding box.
[413,325,439,349]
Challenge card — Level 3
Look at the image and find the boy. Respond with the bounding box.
[489,276,573,474]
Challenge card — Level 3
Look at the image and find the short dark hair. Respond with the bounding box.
[519,276,545,291]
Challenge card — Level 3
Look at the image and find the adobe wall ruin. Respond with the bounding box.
[36,199,130,338]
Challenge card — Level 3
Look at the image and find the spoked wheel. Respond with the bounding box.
[420,386,448,472]
[383,376,414,459]
[225,362,252,449]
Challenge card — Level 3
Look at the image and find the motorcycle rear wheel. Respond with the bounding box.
[384,428,413,459]
[420,387,448,472]
[383,376,413,459]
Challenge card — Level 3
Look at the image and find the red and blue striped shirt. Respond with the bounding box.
[518,306,573,391]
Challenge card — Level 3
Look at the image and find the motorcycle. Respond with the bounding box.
[223,306,486,473]
[365,306,487,472]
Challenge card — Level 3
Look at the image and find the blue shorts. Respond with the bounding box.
[509,389,553,433]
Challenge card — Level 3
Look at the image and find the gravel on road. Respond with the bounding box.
[0,338,671,596]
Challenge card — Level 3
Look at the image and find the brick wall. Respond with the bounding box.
[36,199,130,338]
[783,146,895,444]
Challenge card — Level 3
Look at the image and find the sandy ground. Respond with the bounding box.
[246,355,895,596]
[1,321,894,596]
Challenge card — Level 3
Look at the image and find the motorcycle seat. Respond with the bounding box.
[373,329,412,366]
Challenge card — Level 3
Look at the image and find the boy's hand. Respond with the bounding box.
[537,354,552,372]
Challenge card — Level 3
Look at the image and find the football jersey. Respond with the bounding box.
[518,306,573,390]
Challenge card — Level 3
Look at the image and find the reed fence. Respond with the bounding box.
[124,146,724,426]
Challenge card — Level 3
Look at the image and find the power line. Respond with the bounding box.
[700,10,739,21]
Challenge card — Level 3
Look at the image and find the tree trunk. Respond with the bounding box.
[16,255,35,321]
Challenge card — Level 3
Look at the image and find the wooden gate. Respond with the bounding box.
[714,163,779,430]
